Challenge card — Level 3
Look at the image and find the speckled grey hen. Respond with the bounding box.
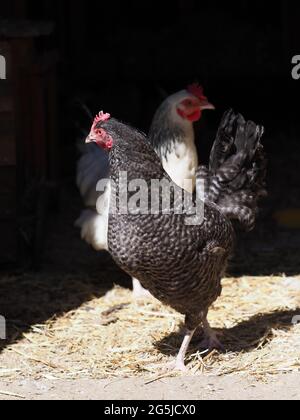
[85,110,266,371]
[76,84,214,298]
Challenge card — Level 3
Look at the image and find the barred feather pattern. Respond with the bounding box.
[197,110,267,231]
[101,119,234,329]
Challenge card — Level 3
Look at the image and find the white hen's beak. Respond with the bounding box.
[199,100,215,111]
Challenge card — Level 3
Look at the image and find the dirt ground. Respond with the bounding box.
[0,374,299,400]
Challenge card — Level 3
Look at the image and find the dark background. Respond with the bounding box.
[2,1,300,168]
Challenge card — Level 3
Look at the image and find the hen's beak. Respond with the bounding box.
[199,100,215,111]
[85,135,95,144]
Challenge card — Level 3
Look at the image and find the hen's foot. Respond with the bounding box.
[164,327,197,373]
[200,320,225,351]
[199,333,224,351]
[157,359,189,375]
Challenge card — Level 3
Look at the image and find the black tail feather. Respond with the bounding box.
[198,110,267,231]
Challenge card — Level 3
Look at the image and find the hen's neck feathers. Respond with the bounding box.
[149,98,195,160]
[149,98,198,193]
[105,119,166,183]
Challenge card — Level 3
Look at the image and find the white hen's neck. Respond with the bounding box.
[149,106,198,193]
[161,126,198,193]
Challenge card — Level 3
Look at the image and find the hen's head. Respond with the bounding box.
[170,84,215,123]
[86,111,114,151]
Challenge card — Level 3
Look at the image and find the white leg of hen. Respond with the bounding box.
[158,329,196,374]
[173,328,197,372]
[132,278,153,299]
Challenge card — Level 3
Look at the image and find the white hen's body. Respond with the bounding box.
[75,180,111,251]
[162,132,198,193]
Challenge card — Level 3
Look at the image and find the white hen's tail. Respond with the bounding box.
[77,143,110,208]
[75,209,109,251]
[75,171,110,251]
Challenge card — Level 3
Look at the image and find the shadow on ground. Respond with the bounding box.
[0,259,131,354]
[156,309,300,357]
[0,184,131,353]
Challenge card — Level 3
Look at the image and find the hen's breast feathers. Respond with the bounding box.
[161,140,198,193]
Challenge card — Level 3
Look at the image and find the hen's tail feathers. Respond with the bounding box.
[199,109,267,231]
[77,144,110,208]
[75,209,109,251]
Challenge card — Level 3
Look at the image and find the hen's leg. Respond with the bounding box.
[132,278,153,299]
[173,328,197,371]
[200,317,224,351]
[159,328,197,373]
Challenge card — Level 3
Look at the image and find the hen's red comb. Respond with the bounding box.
[91,111,111,135]
[93,111,111,126]
[187,83,207,101]
[87,111,113,149]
